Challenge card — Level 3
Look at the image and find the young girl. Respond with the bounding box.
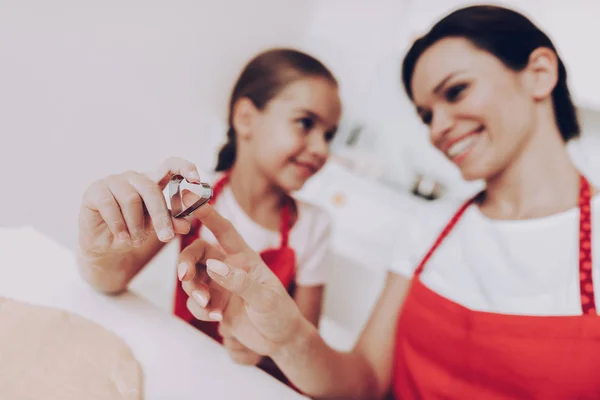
[174,48,341,369]
[77,48,341,376]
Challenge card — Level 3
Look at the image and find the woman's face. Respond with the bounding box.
[410,37,539,181]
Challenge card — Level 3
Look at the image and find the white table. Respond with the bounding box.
[0,226,307,400]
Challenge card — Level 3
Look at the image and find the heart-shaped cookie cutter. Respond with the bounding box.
[168,175,213,218]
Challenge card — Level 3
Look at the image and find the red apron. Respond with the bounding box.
[173,174,297,341]
[393,175,600,400]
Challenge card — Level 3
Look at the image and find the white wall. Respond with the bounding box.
[0,0,318,246]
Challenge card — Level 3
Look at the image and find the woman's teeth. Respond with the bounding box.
[447,135,477,158]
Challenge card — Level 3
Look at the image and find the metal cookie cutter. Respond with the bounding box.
[168,174,213,218]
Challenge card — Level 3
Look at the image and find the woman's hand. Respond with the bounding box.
[219,321,263,366]
[178,190,309,358]
[78,157,200,257]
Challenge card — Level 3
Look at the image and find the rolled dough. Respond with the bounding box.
[0,297,142,399]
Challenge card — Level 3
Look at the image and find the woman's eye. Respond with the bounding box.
[298,117,315,131]
[324,130,336,142]
[421,111,433,126]
[445,83,468,103]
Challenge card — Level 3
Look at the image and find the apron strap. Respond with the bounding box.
[279,196,293,248]
[579,175,595,315]
[209,174,230,205]
[413,195,476,277]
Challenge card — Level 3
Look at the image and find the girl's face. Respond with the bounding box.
[410,37,552,181]
[240,76,342,192]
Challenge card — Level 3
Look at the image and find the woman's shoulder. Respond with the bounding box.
[388,196,473,277]
[410,197,472,239]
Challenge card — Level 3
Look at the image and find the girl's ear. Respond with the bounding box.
[232,97,259,140]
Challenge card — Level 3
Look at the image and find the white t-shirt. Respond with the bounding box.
[390,196,600,316]
[196,180,332,287]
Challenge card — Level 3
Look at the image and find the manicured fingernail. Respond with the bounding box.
[189,171,201,183]
[207,259,229,277]
[177,263,188,280]
[209,311,222,321]
[192,290,208,307]
[158,228,174,241]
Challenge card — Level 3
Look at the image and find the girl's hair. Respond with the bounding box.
[215,48,337,171]
[401,5,580,142]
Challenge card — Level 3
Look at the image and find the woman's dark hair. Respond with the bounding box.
[401,5,580,142]
[215,48,337,171]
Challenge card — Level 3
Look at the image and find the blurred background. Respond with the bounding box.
[2,0,599,349]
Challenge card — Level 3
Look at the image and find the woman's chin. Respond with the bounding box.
[458,164,493,182]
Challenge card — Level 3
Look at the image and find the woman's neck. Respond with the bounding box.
[481,129,581,220]
[227,163,285,230]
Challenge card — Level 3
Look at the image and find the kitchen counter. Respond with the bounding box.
[0,226,306,400]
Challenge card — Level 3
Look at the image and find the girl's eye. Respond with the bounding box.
[298,117,315,131]
[445,83,468,103]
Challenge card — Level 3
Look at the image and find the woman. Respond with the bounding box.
[176,5,600,399]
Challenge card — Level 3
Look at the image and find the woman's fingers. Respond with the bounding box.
[186,296,213,321]
[222,337,262,365]
[181,269,229,321]
[115,157,202,243]
[184,282,229,322]
[79,157,202,256]
[228,350,262,366]
[217,322,231,338]
[206,259,279,314]
[178,238,226,281]
[179,239,230,322]
[83,180,130,244]
[204,282,230,320]
[182,275,211,305]
[172,217,192,236]
[123,171,174,242]
[185,193,252,256]
[223,336,246,351]
[104,175,146,246]
[146,157,201,189]
[220,329,263,366]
